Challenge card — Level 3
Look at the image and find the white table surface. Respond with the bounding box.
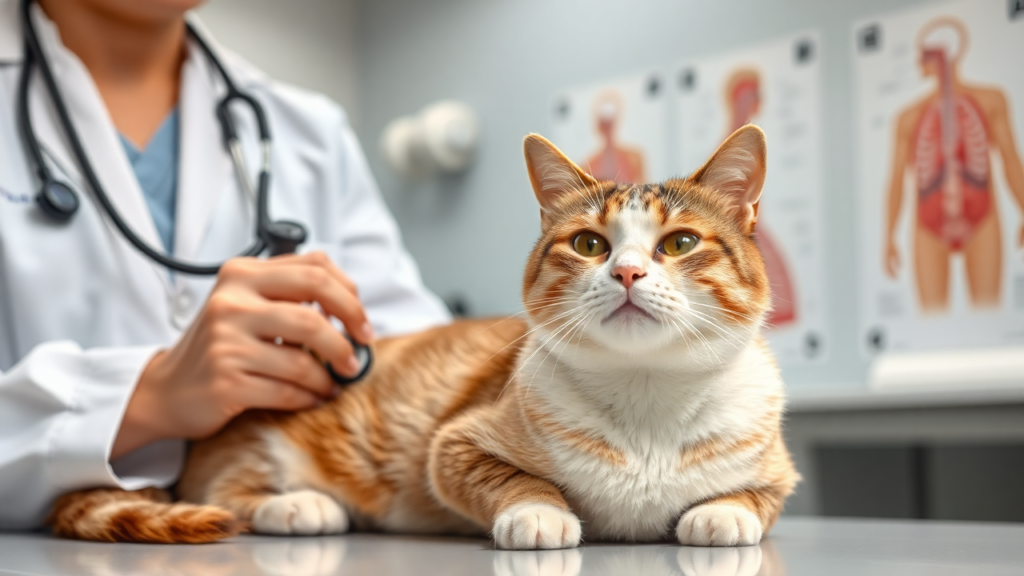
[1,516,1023,576]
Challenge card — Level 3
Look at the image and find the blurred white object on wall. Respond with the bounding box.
[381,101,480,179]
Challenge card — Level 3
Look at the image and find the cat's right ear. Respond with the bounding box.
[687,124,767,234]
[524,134,598,229]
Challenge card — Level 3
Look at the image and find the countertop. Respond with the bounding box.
[1,516,1023,575]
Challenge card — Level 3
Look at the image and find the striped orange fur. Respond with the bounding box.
[50,125,797,548]
[48,487,237,543]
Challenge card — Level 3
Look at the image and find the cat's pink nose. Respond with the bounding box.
[612,265,646,289]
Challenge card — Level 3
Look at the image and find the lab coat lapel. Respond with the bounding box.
[174,40,232,262]
[28,6,164,254]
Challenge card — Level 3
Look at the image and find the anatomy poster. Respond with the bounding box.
[673,32,828,364]
[550,71,671,183]
[854,0,1024,356]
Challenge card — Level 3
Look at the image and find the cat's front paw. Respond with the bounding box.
[492,503,582,550]
[676,504,762,547]
[251,490,349,536]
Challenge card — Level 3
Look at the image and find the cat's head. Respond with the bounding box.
[521,125,770,368]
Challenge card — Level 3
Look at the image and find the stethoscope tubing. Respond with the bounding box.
[16,0,371,384]
[18,0,269,275]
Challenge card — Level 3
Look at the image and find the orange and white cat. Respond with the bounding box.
[50,125,798,548]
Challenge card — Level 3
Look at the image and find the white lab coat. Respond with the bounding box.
[0,1,450,528]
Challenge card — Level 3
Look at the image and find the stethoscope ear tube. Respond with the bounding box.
[17,0,268,274]
[17,0,373,385]
[16,23,77,223]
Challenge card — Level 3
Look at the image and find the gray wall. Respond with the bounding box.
[197,0,360,126]
[352,0,941,391]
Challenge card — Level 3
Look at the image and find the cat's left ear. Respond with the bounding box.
[688,124,767,233]
[524,134,598,229]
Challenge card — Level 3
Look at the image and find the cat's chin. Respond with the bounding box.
[588,317,678,355]
[582,314,756,370]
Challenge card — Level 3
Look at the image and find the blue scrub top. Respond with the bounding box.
[119,108,179,255]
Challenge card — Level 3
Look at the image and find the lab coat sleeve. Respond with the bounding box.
[330,116,452,336]
[0,341,185,530]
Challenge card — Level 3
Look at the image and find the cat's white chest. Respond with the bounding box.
[528,342,780,542]
[547,431,755,542]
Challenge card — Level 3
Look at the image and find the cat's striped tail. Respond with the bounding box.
[48,487,239,543]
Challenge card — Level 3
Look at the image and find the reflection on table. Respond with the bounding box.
[4,532,777,576]
[4,517,1024,576]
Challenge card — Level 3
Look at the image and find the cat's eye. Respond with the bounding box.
[660,232,699,256]
[572,232,609,257]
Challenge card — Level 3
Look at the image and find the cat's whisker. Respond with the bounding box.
[690,322,723,367]
[515,316,586,400]
[683,321,745,359]
[689,301,763,325]
[669,317,715,371]
[474,296,579,333]
[664,315,695,354]
[567,311,596,365]
[495,305,587,353]
[584,185,604,215]
[521,295,583,308]
[522,294,583,306]
[525,292,583,303]
[673,312,722,367]
[551,310,593,367]
[523,308,589,373]
[523,299,580,310]
[566,169,603,215]
[652,299,718,367]
[523,297,576,305]
[545,310,593,382]
[557,314,591,373]
[684,306,743,339]
[478,302,577,326]
[684,308,751,351]
[523,308,590,390]
[492,305,590,399]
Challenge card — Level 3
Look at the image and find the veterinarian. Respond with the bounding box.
[0,0,450,529]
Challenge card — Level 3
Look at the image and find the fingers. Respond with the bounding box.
[299,252,360,297]
[219,254,373,345]
[235,375,322,412]
[245,302,362,378]
[243,339,337,399]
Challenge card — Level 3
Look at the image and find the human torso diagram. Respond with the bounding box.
[585,89,647,182]
[913,88,992,251]
[723,69,797,328]
[884,17,1024,313]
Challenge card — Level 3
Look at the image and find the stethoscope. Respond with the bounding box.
[15,0,371,384]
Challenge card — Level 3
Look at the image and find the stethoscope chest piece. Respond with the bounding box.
[264,220,308,257]
[36,179,79,222]
[326,337,374,386]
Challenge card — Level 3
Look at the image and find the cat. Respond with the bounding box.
[49,124,798,548]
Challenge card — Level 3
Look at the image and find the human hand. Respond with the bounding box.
[884,238,900,278]
[112,252,373,459]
